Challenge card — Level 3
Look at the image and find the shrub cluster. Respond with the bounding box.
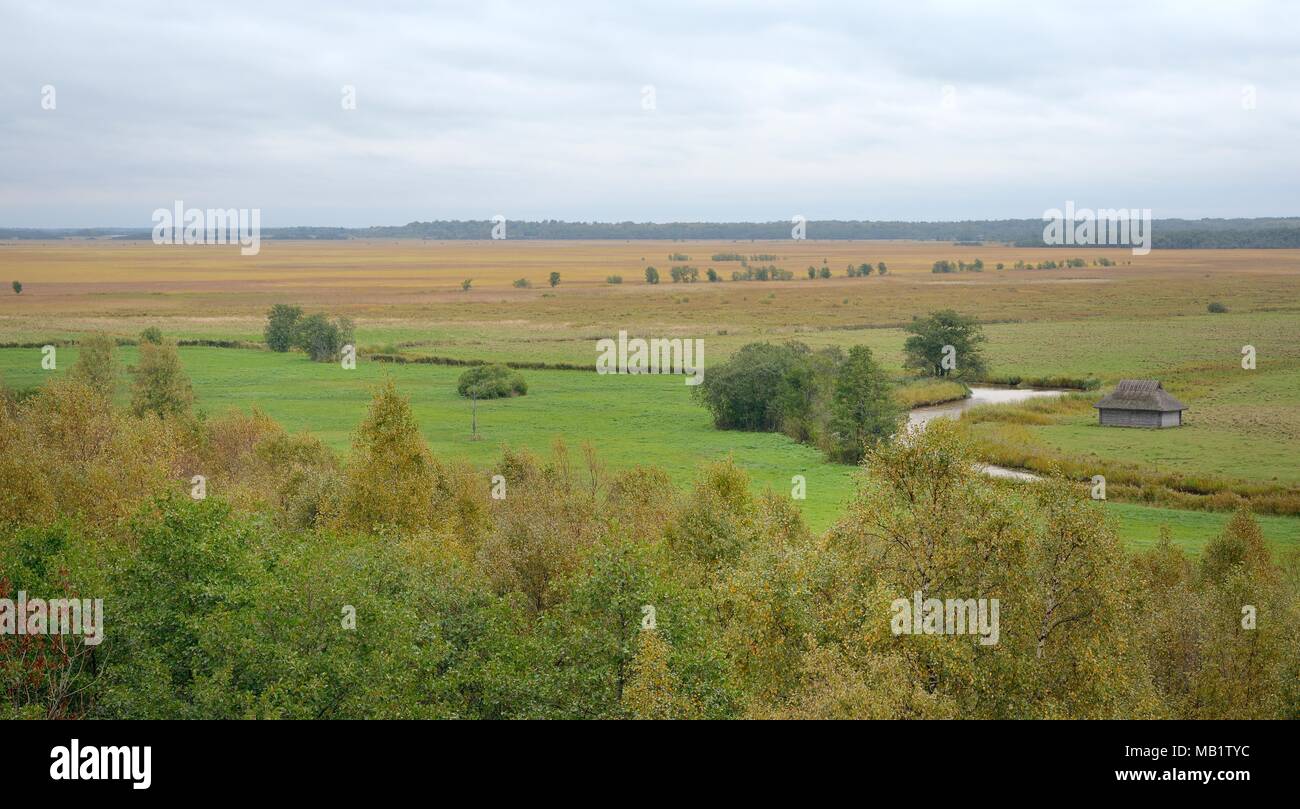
[456,364,528,399]
[692,341,902,463]
[263,305,355,362]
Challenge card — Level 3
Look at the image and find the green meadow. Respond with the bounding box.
[4,344,1297,553]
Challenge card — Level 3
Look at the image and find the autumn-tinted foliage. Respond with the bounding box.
[1,374,1296,720]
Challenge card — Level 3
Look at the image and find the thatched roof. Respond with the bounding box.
[1093,380,1186,412]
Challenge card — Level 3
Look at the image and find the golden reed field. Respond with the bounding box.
[1,239,1298,346]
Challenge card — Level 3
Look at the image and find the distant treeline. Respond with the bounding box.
[6,218,1300,247]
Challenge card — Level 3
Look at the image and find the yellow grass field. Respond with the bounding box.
[2,239,1297,348]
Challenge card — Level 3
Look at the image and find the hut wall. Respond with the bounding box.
[1099,408,1162,428]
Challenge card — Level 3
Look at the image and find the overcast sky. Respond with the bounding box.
[1,0,1297,227]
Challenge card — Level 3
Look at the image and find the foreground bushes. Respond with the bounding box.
[1,378,1297,720]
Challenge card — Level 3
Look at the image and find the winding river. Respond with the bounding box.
[907,386,1067,481]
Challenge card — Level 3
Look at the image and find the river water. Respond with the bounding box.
[907,386,1067,481]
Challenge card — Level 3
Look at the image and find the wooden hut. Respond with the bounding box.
[1094,380,1186,428]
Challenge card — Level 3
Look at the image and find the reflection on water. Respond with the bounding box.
[907,386,1067,481]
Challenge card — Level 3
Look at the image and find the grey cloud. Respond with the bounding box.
[0,0,1297,226]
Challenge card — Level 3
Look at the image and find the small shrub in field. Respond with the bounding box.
[293,313,353,362]
[139,326,164,345]
[11,281,21,295]
[513,278,532,288]
[457,364,528,399]
[1207,301,1228,313]
[606,275,622,284]
[549,272,560,287]
[264,304,303,351]
[461,279,472,291]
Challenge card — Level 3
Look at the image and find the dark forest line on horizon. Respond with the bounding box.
[6,217,1300,248]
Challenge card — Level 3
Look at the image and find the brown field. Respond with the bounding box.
[1,239,1297,350]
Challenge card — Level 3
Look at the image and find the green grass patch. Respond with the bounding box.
[5,345,1299,551]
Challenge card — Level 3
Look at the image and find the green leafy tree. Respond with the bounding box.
[644,266,659,284]
[335,378,440,533]
[549,271,560,288]
[10,281,20,295]
[292,313,351,362]
[902,309,988,379]
[457,364,527,399]
[103,497,260,718]
[828,345,902,463]
[70,333,120,398]
[139,326,163,345]
[130,339,194,418]
[692,342,806,432]
[263,304,303,351]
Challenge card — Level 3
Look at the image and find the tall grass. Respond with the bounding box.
[967,421,1300,517]
[893,378,969,408]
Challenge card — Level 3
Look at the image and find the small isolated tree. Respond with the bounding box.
[263,304,303,352]
[139,326,164,345]
[877,262,887,275]
[902,309,987,379]
[858,263,874,277]
[644,266,659,285]
[11,281,21,295]
[1207,301,1228,314]
[818,266,831,279]
[706,268,718,282]
[461,279,472,291]
[549,271,560,288]
[456,364,527,399]
[131,340,194,419]
[828,345,902,463]
[293,313,351,362]
[70,333,120,398]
